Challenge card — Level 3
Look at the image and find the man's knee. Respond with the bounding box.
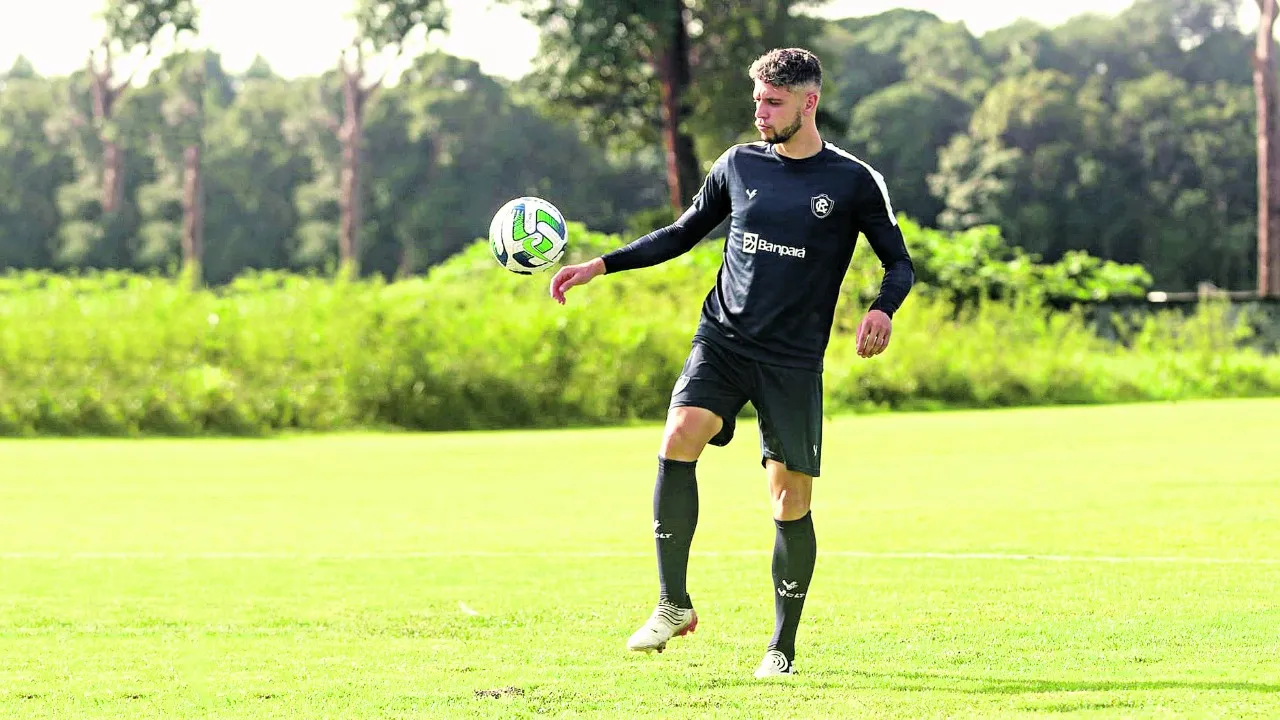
[766,460,813,521]
[660,406,723,461]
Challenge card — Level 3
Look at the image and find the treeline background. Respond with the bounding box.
[0,0,1266,291]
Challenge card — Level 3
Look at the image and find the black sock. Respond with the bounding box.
[769,511,816,662]
[653,456,698,609]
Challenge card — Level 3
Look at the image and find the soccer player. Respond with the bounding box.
[548,47,914,678]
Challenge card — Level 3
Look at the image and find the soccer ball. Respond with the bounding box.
[488,196,568,274]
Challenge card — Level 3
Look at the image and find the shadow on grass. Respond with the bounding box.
[684,670,1280,695]
[826,670,1280,695]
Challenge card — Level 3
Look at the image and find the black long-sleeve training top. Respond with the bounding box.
[601,140,915,372]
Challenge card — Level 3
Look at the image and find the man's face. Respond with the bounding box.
[753,80,806,144]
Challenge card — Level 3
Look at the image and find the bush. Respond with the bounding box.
[0,222,1272,436]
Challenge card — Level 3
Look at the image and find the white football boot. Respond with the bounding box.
[753,649,795,678]
[626,600,698,653]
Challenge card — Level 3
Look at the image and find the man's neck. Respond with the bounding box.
[775,127,823,160]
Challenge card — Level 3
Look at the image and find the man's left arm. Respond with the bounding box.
[853,168,915,357]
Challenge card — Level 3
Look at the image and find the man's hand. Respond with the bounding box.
[856,309,892,358]
[550,257,606,304]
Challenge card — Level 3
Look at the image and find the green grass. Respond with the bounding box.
[1,398,1279,718]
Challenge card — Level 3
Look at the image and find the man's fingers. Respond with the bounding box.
[550,270,572,303]
[856,316,871,355]
[856,314,891,358]
[873,325,891,355]
[551,268,587,304]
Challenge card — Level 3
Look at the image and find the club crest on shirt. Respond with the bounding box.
[811,193,834,219]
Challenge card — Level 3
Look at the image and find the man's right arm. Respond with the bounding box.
[600,153,732,274]
[549,150,732,304]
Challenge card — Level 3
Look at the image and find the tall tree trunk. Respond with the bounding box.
[339,60,366,277]
[181,143,203,282]
[88,48,126,215]
[397,243,415,278]
[180,61,205,286]
[654,4,701,215]
[101,141,125,214]
[1254,0,1280,297]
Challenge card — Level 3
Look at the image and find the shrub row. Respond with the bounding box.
[0,222,1274,436]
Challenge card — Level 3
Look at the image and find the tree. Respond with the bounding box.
[178,59,205,283]
[846,81,969,224]
[1121,0,1242,78]
[200,64,313,283]
[1,47,664,279]
[1254,0,1280,296]
[0,61,75,270]
[815,8,941,120]
[134,51,223,283]
[511,0,830,217]
[930,70,1087,259]
[360,53,665,277]
[513,1,699,215]
[681,0,835,169]
[1110,72,1254,287]
[900,20,994,102]
[46,0,198,269]
[91,0,198,215]
[329,0,448,276]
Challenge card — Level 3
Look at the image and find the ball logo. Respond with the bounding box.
[742,232,759,254]
[512,205,560,263]
[811,193,833,219]
[489,195,568,274]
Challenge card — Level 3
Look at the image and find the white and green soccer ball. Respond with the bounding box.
[488,196,568,274]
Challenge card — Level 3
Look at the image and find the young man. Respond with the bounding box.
[548,47,914,678]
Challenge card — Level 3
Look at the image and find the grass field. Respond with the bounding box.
[1,398,1279,718]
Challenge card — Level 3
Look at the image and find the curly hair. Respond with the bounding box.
[748,48,823,90]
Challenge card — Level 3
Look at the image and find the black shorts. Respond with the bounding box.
[669,339,823,477]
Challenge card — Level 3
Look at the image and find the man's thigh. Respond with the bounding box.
[669,341,752,447]
[754,363,823,477]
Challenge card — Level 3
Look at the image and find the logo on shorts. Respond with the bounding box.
[742,232,805,259]
[811,193,834,219]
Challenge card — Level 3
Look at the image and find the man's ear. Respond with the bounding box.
[805,91,820,116]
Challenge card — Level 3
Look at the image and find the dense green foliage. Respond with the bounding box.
[1,51,666,283]
[2,222,1275,437]
[0,0,1269,291]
